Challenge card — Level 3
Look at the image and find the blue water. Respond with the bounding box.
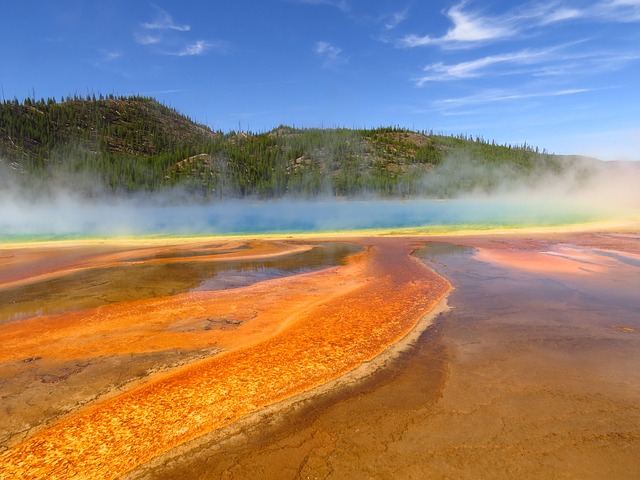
[0,198,604,240]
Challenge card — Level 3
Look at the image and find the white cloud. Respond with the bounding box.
[533,49,640,77]
[314,41,346,67]
[598,0,640,21]
[142,7,190,31]
[400,2,515,48]
[135,7,224,57]
[413,37,639,85]
[291,0,350,13]
[537,6,584,24]
[530,0,640,24]
[416,49,545,84]
[435,87,591,109]
[440,2,514,42]
[315,41,341,56]
[400,1,640,49]
[173,40,218,57]
[100,50,122,62]
[413,42,587,85]
[385,9,409,30]
[134,33,161,46]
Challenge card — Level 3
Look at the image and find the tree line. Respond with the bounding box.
[0,95,570,199]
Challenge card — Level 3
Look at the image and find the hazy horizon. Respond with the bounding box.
[2,155,638,238]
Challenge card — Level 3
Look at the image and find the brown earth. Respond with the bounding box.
[127,229,640,480]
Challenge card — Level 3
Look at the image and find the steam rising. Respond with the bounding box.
[1,156,638,239]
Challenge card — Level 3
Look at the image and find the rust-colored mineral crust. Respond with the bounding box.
[0,238,450,479]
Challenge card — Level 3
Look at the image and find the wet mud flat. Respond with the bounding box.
[0,236,450,479]
[131,231,640,480]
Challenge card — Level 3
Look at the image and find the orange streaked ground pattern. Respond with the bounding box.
[0,237,450,479]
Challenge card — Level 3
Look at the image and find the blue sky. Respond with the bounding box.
[2,0,639,160]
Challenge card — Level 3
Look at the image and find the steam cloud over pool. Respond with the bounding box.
[0,197,623,238]
[2,159,638,237]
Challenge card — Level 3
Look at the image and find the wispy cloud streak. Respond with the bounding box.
[415,43,639,85]
[400,2,515,48]
[134,33,161,46]
[314,41,346,67]
[172,40,224,56]
[100,50,122,62]
[384,9,409,30]
[291,0,351,13]
[441,87,590,105]
[400,1,640,49]
[416,48,553,84]
[142,7,190,31]
[135,6,224,57]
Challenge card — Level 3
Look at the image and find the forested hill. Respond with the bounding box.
[0,95,590,198]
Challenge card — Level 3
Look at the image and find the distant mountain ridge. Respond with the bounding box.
[0,95,593,198]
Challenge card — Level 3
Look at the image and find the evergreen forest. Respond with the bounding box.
[0,95,590,199]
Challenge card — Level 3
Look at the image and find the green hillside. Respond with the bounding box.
[0,95,588,198]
